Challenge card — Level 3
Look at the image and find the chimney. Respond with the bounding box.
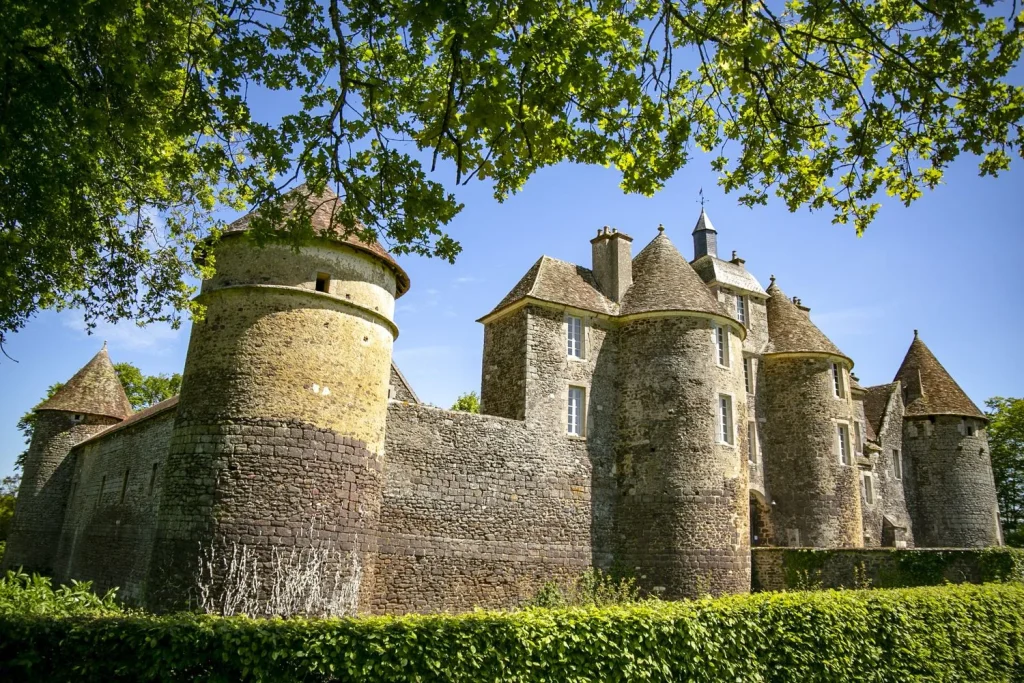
[792,296,811,317]
[692,208,717,259]
[591,226,633,302]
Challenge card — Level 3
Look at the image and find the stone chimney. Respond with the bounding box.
[692,209,717,259]
[791,296,811,317]
[591,226,633,302]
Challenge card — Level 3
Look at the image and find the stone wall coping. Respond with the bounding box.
[388,400,528,427]
[760,350,854,368]
[72,395,180,451]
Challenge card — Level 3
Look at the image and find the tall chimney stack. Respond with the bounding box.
[591,226,633,302]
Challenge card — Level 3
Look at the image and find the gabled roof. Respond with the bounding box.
[619,231,731,319]
[894,333,984,419]
[36,347,133,421]
[691,255,767,296]
[863,382,900,442]
[479,256,618,321]
[223,185,409,296]
[764,280,849,361]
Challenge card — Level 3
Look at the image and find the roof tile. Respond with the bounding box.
[36,347,133,420]
[764,280,849,360]
[894,334,984,419]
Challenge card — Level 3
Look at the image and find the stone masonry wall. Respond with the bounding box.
[904,416,1002,547]
[480,308,528,420]
[53,409,175,603]
[377,402,593,614]
[874,388,914,547]
[2,412,120,574]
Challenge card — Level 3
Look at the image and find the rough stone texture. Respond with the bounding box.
[480,307,528,420]
[864,384,915,548]
[764,281,848,358]
[590,229,633,302]
[619,233,730,319]
[615,315,749,597]
[388,363,419,403]
[896,333,986,419]
[34,347,133,420]
[760,355,864,547]
[482,256,619,320]
[2,412,120,574]
[903,415,1002,547]
[52,408,176,603]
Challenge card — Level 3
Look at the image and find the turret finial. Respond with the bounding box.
[769,274,776,285]
[913,329,919,339]
[657,224,665,234]
[102,340,108,350]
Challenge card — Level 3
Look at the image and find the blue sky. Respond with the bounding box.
[1,153,1021,477]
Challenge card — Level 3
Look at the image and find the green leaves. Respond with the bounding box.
[987,397,1024,547]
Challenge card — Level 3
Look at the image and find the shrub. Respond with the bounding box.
[1,582,1022,682]
[0,571,121,618]
[528,569,644,608]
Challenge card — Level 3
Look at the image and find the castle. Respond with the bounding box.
[3,188,1003,614]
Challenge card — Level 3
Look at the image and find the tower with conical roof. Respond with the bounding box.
[614,227,750,597]
[146,186,409,612]
[895,332,1002,547]
[3,345,132,573]
[759,279,864,547]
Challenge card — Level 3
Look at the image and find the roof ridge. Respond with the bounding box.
[764,280,849,360]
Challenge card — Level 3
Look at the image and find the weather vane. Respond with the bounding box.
[698,187,708,209]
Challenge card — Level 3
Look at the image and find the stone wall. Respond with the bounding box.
[480,308,528,420]
[904,415,1001,548]
[52,408,175,603]
[376,402,594,613]
[873,387,914,547]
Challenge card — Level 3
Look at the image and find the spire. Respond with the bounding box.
[764,279,849,361]
[36,346,133,420]
[692,208,718,259]
[894,332,984,419]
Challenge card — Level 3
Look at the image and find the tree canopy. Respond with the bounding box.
[987,397,1024,547]
[2,0,1021,344]
[451,391,481,413]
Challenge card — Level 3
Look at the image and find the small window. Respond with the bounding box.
[831,363,845,398]
[567,386,585,436]
[96,476,106,509]
[892,449,903,481]
[119,469,130,503]
[854,421,863,455]
[72,414,84,422]
[149,462,159,494]
[314,272,331,293]
[566,315,584,359]
[713,324,730,367]
[718,394,734,445]
[747,422,758,463]
[966,421,975,437]
[743,358,754,394]
[837,423,851,465]
[862,473,874,505]
[736,295,747,325]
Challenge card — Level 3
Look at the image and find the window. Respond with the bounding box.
[718,394,734,445]
[743,358,754,394]
[837,423,851,465]
[713,324,730,367]
[72,414,84,422]
[119,469,130,503]
[314,272,331,293]
[149,462,159,494]
[736,295,747,325]
[854,421,863,455]
[566,315,584,359]
[862,473,874,505]
[567,386,585,436]
[892,449,903,481]
[966,420,975,436]
[831,363,845,398]
[747,422,758,463]
[96,476,106,509]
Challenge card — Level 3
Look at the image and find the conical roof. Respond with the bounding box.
[223,185,409,296]
[764,279,849,361]
[36,346,133,420]
[894,332,984,419]
[619,229,731,319]
[692,208,717,235]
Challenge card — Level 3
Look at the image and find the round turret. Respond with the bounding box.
[759,279,863,547]
[895,332,1001,547]
[147,187,407,613]
[614,232,750,597]
[3,346,131,573]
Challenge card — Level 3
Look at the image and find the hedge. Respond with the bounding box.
[2,582,1023,682]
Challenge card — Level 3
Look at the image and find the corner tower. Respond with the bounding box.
[147,186,408,613]
[615,227,749,597]
[759,279,863,547]
[895,332,1001,547]
[3,346,131,573]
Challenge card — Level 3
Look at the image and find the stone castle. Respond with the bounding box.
[4,189,1003,614]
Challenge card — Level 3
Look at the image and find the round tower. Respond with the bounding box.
[759,279,863,547]
[614,228,749,598]
[2,346,132,574]
[146,186,408,613]
[895,332,1001,547]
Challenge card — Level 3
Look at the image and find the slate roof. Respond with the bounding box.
[480,256,619,320]
[764,280,849,361]
[619,231,731,319]
[863,382,899,441]
[692,208,716,235]
[224,185,409,296]
[692,255,767,296]
[36,347,133,421]
[894,333,985,419]
[78,395,180,447]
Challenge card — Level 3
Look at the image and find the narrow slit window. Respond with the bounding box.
[96,476,106,509]
[854,421,863,455]
[831,363,845,398]
[863,473,874,504]
[314,272,331,293]
[567,386,585,436]
[743,358,754,394]
[566,315,584,359]
[837,424,851,465]
[736,295,747,325]
[718,395,734,445]
[747,422,757,463]
[892,449,903,481]
[714,324,730,367]
[149,462,159,493]
[119,468,130,503]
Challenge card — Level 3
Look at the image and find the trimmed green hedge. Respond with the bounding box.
[2,583,1023,682]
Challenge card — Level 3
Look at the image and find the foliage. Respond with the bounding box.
[0,476,18,542]
[12,362,181,473]
[450,391,481,414]
[987,397,1024,546]
[0,582,1022,681]
[528,569,644,608]
[0,571,122,618]
[2,0,1022,346]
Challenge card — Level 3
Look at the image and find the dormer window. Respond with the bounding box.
[831,363,845,398]
[566,315,584,359]
[735,295,747,325]
[315,272,331,293]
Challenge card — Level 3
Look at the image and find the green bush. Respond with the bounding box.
[528,568,645,608]
[1,582,1022,682]
[0,571,122,618]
